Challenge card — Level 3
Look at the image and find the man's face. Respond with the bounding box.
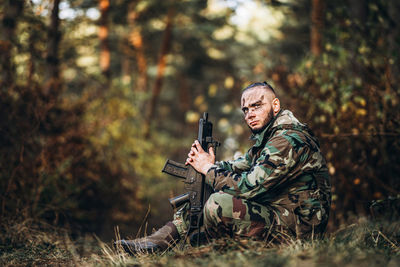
[241,87,274,133]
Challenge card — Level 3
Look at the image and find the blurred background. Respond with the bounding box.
[0,0,399,240]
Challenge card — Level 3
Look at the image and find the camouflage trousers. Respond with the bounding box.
[172,191,283,240]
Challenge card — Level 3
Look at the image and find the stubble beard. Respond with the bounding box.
[249,109,275,135]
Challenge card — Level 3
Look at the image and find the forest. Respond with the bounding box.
[1,0,399,265]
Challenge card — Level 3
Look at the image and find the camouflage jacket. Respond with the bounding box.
[205,109,331,238]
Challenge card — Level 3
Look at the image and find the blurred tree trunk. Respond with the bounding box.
[310,0,325,56]
[144,8,174,138]
[44,0,61,95]
[99,0,111,86]
[127,1,148,92]
[0,0,24,90]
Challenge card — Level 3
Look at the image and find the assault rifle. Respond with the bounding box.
[162,112,220,244]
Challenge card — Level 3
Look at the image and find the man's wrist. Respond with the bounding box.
[202,163,214,175]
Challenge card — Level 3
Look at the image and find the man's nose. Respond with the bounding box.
[245,110,256,119]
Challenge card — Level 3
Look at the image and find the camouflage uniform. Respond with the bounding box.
[173,109,331,241]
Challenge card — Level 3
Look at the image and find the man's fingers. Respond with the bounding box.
[194,140,204,152]
[208,146,215,157]
[190,147,198,155]
[191,141,197,149]
[185,157,193,165]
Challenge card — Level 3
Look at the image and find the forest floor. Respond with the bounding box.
[1,218,399,266]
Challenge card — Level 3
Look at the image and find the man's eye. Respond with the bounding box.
[255,103,265,110]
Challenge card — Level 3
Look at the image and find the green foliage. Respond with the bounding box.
[0,84,141,235]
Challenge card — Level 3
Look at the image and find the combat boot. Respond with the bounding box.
[115,222,179,254]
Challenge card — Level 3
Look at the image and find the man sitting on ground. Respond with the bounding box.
[116,81,331,253]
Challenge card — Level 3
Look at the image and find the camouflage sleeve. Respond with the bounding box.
[205,131,322,199]
[214,151,252,174]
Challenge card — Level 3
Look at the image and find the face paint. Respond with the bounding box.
[241,87,274,133]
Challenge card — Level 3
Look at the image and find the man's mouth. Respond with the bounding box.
[249,121,258,127]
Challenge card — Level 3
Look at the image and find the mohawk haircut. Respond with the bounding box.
[242,81,276,96]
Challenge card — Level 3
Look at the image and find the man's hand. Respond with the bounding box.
[185,140,215,175]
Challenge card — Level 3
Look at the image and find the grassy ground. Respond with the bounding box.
[1,218,399,266]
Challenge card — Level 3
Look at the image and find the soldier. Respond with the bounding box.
[116,81,331,253]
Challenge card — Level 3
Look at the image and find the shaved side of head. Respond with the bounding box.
[242,82,276,97]
[241,81,276,107]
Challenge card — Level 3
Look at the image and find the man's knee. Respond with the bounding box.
[202,192,233,235]
[203,192,235,225]
[203,192,272,238]
[204,192,233,212]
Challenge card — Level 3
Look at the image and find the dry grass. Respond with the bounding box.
[1,217,399,266]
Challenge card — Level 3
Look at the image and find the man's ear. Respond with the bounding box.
[272,98,280,115]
